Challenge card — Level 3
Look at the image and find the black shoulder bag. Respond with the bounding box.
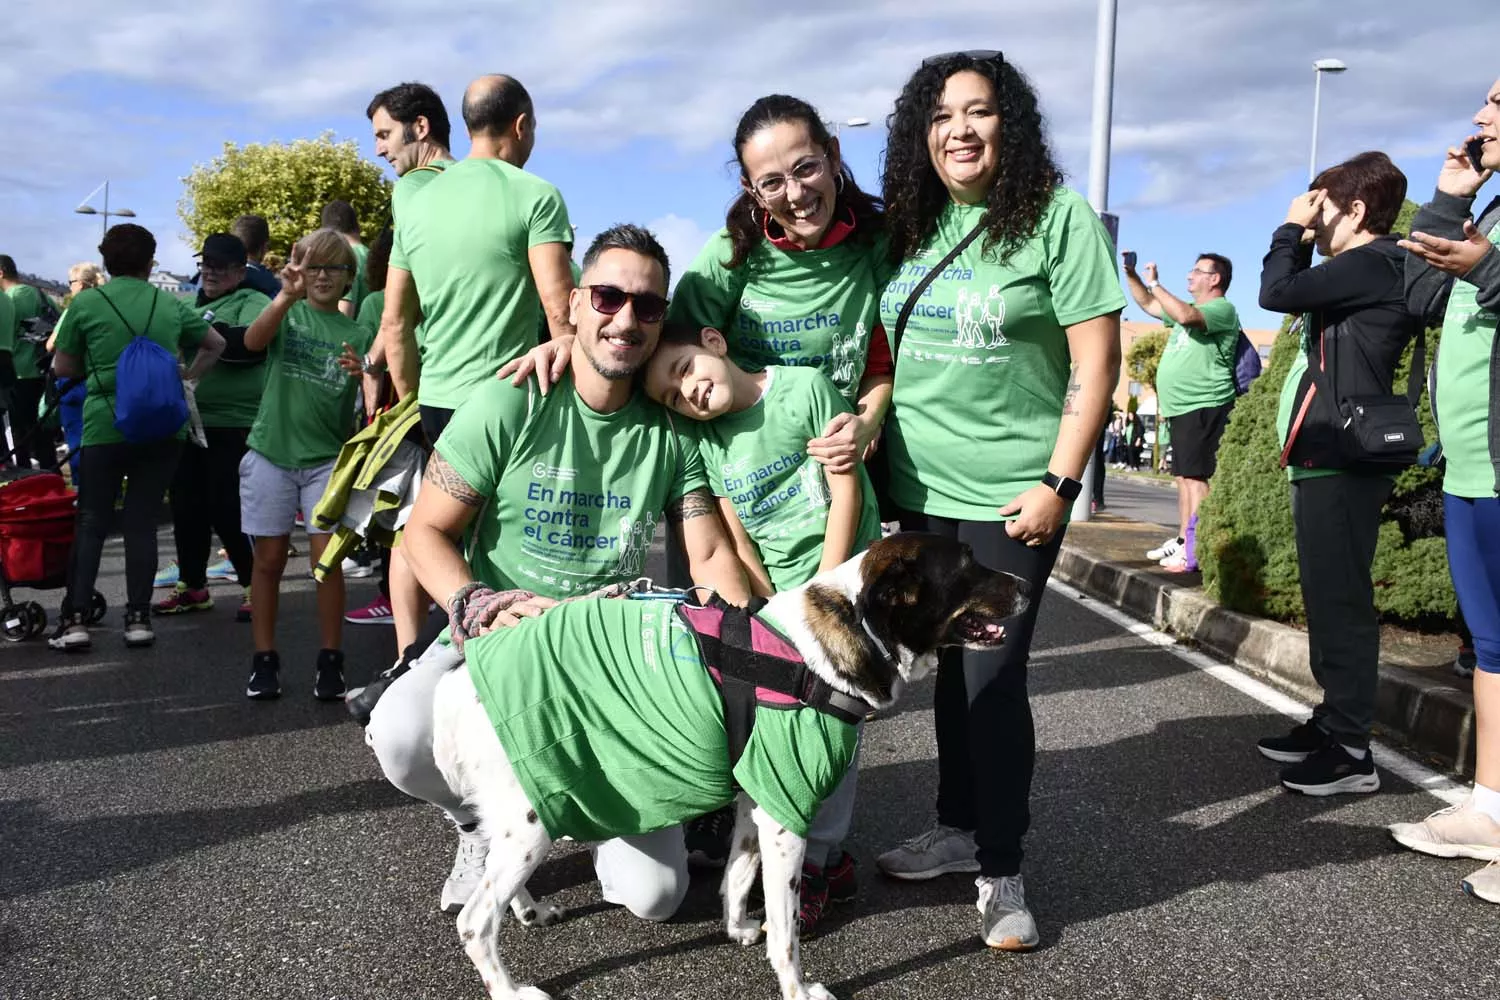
[1307,314,1425,468]
[867,222,986,520]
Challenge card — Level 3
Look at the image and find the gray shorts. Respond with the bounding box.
[239,449,335,538]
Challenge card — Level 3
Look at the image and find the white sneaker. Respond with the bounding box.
[977,874,1039,951]
[875,824,980,880]
[1147,536,1182,562]
[123,611,155,648]
[47,614,91,652]
[440,826,489,914]
[341,556,375,579]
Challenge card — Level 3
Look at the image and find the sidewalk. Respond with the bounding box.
[1056,509,1476,775]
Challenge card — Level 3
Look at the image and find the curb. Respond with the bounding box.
[1053,544,1476,776]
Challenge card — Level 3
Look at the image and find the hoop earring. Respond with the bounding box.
[835,172,846,194]
[750,204,763,229]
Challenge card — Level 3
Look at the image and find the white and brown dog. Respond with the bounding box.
[428,532,1030,1000]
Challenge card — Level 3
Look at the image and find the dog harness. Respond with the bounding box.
[676,597,868,768]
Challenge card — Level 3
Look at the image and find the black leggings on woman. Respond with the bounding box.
[898,509,1063,878]
[69,439,182,615]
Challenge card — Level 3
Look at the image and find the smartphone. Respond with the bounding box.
[1122,250,1137,270]
[1466,137,1487,174]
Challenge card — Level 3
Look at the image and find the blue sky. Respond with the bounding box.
[3,0,1495,332]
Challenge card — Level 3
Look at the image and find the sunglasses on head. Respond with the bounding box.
[588,284,669,324]
[922,49,1004,67]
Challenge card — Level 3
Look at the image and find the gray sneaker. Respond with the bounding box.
[440,826,489,914]
[977,874,1039,951]
[47,613,91,652]
[1463,860,1500,904]
[875,824,979,881]
[1389,800,1500,862]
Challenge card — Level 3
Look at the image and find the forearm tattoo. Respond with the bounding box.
[666,487,716,524]
[424,453,483,507]
[1062,365,1083,416]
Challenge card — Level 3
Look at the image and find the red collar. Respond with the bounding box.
[764,207,857,251]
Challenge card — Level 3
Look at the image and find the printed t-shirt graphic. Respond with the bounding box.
[877,187,1126,520]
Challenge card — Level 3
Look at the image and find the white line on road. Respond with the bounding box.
[1047,579,1470,807]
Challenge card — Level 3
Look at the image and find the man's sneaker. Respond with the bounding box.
[1280,741,1379,796]
[797,852,857,937]
[1389,800,1500,861]
[152,561,180,589]
[875,824,980,880]
[1455,646,1478,679]
[1146,536,1182,562]
[441,826,489,914]
[206,557,237,583]
[685,805,735,868]
[1462,861,1500,904]
[152,583,213,615]
[314,648,347,701]
[123,610,155,648]
[346,658,411,726]
[341,556,375,579]
[977,874,1039,951]
[345,595,395,625]
[1257,719,1328,763]
[246,651,281,700]
[236,588,252,623]
[47,612,90,652]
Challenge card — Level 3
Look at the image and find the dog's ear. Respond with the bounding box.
[803,582,896,703]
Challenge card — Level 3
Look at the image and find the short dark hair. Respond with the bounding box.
[366,82,452,150]
[0,254,16,279]
[463,76,534,138]
[1311,151,1408,236]
[581,224,670,291]
[100,224,156,278]
[231,215,271,257]
[320,200,360,236]
[1197,253,1233,292]
[657,321,709,348]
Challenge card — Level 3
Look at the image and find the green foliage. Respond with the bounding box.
[1125,328,1168,392]
[178,133,391,256]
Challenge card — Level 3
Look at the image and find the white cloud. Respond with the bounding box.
[641,213,717,292]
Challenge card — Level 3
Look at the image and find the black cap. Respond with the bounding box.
[196,233,247,267]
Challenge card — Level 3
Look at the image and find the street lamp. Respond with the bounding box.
[1310,58,1347,183]
[74,181,137,245]
[824,116,870,138]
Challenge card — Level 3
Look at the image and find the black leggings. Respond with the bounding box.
[8,378,58,471]
[169,426,254,589]
[69,439,182,615]
[899,510,1063,878]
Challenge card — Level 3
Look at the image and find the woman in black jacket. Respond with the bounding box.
[1255,151,1423,795]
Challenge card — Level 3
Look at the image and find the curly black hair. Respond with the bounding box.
[881,54,1061,266]
[722,94,884,270]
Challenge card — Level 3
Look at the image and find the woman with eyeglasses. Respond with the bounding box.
[871,51,1123,951]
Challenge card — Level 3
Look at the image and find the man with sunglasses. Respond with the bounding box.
[367,223,750,923]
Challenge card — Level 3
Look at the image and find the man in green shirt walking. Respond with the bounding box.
[0,255,60,471]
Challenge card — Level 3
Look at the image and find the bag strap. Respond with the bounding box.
[85,288,161,423]
[890,221,986,352]
[1316,305,1425,409]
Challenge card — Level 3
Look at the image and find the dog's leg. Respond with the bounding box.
[457,821,554,1000]
[753,805,835,1000]
[509,885,566,928]
[721,792,762,946]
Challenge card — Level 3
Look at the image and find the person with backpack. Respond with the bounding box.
[0,254,62,472]
[1123,250,1242,572]
[46,225,226,652]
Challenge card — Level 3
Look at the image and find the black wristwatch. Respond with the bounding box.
[1042,471,1083,502]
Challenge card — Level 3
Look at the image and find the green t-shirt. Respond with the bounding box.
[435,374,708,599]
[1274,318,1342,482]
[341,241,370,312]
[355,289,385,340]
[246,300,372,468]
[390,159,452,226]
[668,228,887,403]
[0,286,14,354]
[390,157,573,408]
[1155,298,1240,418]
[694,367,881,591]
[195,287,272,428]
[1436,221,1500,498]
[7,284,45,381]
[467,597,860,841]
[53,277,210,447]
[878,187,1126,520]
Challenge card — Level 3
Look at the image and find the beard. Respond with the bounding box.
[579,330,644,381]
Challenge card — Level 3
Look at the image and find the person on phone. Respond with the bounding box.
[1255,151,1422,795]
[1390,77,1500,905]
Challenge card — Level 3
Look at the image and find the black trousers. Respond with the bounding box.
[169,426,254,589]
[1291,472,1393,747]
[9,378,57,470]
[900,510,1063,878]
[69,438,182,615]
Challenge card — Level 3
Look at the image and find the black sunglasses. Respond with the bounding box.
[587,284,669,324]
[922,49,1004,67]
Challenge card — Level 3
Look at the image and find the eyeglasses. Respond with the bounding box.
[587,284,669,324]
[306,264,352,275]
[751,156,829,201]
[922,49,1004,68]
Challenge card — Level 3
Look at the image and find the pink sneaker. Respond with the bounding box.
[344,595,394,625]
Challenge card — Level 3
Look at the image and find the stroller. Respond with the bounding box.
[0,469,106,641]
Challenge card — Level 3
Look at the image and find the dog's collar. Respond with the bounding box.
[860,616,895,665]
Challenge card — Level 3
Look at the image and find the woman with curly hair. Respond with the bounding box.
[871,51,1123,950]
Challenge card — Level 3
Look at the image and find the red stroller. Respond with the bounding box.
[0,470,106,641]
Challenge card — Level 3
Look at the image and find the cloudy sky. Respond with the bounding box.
[3,0,1495,331]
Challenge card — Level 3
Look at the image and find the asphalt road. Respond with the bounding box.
[3,528,1497,1000]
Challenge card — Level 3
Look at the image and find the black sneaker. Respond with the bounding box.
[1280,741,1380,796]
[684,805,735,868]
[314,648,347,702]
[346,658,412,726]
[247,650,281,700]
[1256,719,1328,763]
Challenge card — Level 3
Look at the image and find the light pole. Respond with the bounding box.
[74,180,137,245]
[824,116,870,139]
[1310,58,1347,183]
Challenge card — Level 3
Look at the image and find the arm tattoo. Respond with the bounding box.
[1062,365,1083,416]
[666,487,716,524]
[424,453,484,507]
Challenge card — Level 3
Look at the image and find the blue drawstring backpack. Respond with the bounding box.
[92,289,188,442]
[1232,330,1263,395]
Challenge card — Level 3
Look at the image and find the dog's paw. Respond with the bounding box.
[800,983,837,1000]
[514,899,567,928]
[725,916,762,946]
[515,987,554,1000]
